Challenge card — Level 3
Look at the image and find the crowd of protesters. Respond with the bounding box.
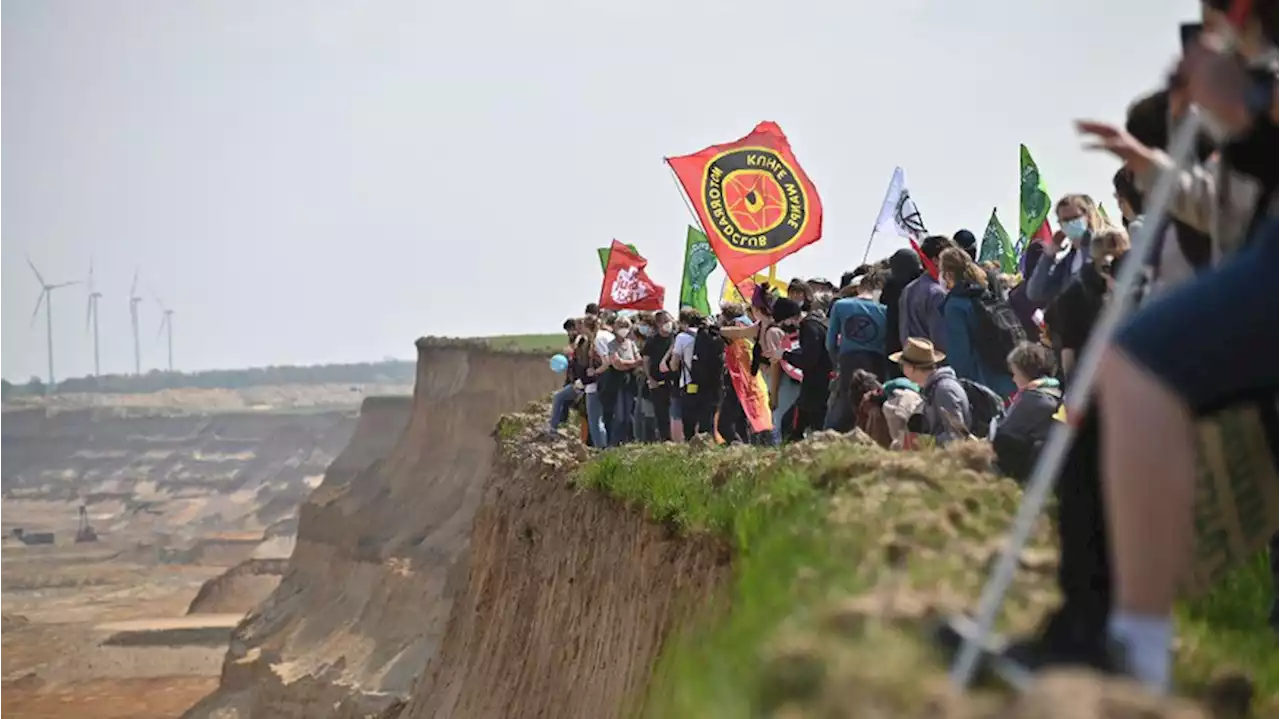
[546,0,1277,698]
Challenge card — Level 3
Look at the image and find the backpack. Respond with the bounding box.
[970,292,1027,372]
[957,377,1006,439]
[801,314,833,376]
[688,325,725,395]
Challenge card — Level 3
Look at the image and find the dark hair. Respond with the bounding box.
[1125,90,1215,161]
[599,310,617,326]
[848,369,883,406]
[1112,167,1144,216]
[677,307,703,328]
[787,278,812,299]
[584,302,600,316]
[562,318,577,332]
[1007,341,1057,380]
[919,235,954,261]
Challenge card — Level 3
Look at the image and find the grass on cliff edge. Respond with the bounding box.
[576,439,1278,718]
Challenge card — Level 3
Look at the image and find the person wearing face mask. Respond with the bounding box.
[640,311,677,442]
[1059,5,1278,694]
[1043,228,1135,382]
[1025,194,1106,308]
[774,297,831,440]
[605,316,641,446]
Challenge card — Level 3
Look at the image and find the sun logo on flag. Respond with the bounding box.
[702,147,808,254]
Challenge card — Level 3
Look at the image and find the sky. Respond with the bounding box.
[2,0,1200,382]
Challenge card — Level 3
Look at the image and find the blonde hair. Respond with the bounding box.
[1056,194,1105,233]
[1090,227,1131,263]
[938,247,988,289]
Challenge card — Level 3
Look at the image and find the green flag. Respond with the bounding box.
[979,208,1017,274]
[679,226,717,314]
[597,243,637,272]
[1019,144,1052,244]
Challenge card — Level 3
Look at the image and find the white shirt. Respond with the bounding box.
[585,329,615,394]
[672,330,696,387]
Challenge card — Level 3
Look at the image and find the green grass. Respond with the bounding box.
[479,334,566,353]
[566,435,1278,717]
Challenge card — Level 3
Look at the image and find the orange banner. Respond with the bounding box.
[666,122,824,285]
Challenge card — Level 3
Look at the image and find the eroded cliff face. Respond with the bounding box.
[404,428,730,719]
[185,341,560,718]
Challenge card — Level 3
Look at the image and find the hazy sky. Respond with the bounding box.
[3,0,1197,382]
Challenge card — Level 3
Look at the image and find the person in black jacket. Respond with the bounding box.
[992,342,1063,483]
[774,297,830,440]
[880,249,923,377]
[1044,227,1133,383]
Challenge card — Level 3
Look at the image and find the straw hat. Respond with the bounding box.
[889,337,946,366]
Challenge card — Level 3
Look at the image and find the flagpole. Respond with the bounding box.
[860,170,899,265]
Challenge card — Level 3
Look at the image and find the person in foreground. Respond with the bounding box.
[891,337,970,447]
[1080,8,1278,693]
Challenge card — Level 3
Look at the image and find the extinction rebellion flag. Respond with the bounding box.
[666,121,824,285]
[599,240,665,311]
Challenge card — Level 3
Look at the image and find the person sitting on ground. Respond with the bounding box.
[825,273,888,432]
[848,369,893,447]
[991,342,1063,483]
[1044,227,1134,382]
[898,235,954,352]
[547,317,588,434]
[892,337,970,446]
[938,248,1017,397]
[1025,194,1107,308]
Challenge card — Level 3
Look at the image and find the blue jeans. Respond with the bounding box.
[548,383,580,432]
[585,391,608,448]
[610,385,636,447]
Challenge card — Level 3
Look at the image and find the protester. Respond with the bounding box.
[547,318,588,434]
[898,235,954,351]
[662,307,718,440]
[848,369,893,447]
[824,273,888,432]
[640,310,676,441]
[937,248,1017,397]
[991,342,1063,483]
[579,315,609,448]
[1084,8,1278,691]
[880,248,924,375]
[1044,227,1134,381]
[1025,194,1106,307]
[787,278,813,310]
[775,297,829,440]
[892,337,970,446]
[605,316,642,446]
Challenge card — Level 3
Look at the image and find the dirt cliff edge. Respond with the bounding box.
[184,340,558,718]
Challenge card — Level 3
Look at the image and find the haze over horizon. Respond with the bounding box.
[3,0,1196,383]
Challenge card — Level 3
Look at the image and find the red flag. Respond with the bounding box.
[599,240,665,311]
[1032,218,1053,244]
[666,122,823,285]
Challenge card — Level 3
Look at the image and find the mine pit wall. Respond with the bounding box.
[404,455,730,719]
[186,341,560,719]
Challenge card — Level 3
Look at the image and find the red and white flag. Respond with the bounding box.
[599,240,665,311]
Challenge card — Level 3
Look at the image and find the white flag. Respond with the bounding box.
[873,166,928,241]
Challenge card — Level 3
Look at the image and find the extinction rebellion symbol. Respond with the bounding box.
[702,147,808,254]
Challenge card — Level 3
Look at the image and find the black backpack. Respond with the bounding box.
[970,292,1027,372]
[801,314,833,377]
[957,377,1006,438]
[689,325,725,394]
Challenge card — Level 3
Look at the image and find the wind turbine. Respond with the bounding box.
[155,295,174,372]
[27,257,80,390]
[129,269,143,375]
[85,261,103,377]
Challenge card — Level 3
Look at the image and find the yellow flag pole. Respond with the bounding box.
[767,263,777,283]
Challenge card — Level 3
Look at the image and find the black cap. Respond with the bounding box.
[771,297,802,323]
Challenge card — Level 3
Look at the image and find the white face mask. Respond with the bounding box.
[659,322,674,334]
[616,327,631,339]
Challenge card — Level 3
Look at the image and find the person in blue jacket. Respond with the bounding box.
[937,247,1016,397]
[824,273,887,431]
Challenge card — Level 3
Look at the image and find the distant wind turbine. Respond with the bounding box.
[85,261,103,377]
[129,269,143,376]
[27,256,80,390]
[154,295,174,372]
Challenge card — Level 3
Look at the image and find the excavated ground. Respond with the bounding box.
[185,340,560,718]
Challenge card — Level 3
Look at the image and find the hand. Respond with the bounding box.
[1075,120,1157,174]
[1046,229,1067,256]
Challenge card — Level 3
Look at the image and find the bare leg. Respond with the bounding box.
[1097,347,1197,690]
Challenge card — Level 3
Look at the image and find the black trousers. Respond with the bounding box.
[1051,407,1112,641]
[650,384,673,442]
[682,389,718,440]
[788,382,829,442]
[717,388,749,444]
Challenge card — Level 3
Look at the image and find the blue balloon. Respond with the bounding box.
[549,354,569,373]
